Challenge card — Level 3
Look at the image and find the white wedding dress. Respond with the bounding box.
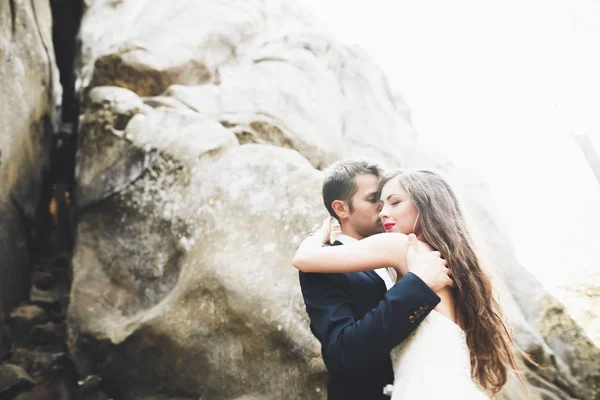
[384,310,490,399]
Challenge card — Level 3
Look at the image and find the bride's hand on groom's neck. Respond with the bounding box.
[312,215,334,245]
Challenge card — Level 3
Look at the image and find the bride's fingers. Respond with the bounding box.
[331,219,341,236]
[316,215,333,236]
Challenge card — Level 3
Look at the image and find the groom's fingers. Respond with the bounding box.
[445,268,455,288]
[406,236,455,291]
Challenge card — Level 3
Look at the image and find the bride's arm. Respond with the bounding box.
[292,230,408,274]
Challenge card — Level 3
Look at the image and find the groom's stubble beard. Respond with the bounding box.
[357,218,385,239]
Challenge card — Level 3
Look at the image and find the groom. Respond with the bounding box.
[299,159,453,399]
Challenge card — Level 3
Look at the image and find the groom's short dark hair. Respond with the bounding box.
[322,159,382,222]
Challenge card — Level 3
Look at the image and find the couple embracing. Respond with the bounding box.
[293,159,524,399]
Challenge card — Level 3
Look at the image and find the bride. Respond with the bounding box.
[293,169,522,398]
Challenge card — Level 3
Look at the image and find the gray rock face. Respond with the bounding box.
[70,87,325,398]
[75,0,418,170]
[0,363,36,396]
[0,0,60,352]
[68,1,599,399]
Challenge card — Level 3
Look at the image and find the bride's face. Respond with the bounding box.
[379,179,419,235]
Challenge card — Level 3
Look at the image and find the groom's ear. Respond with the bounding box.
[331,200,349,219]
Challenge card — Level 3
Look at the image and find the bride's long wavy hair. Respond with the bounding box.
[380,169,522,395]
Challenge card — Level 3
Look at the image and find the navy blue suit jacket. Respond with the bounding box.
[299,241,440,400]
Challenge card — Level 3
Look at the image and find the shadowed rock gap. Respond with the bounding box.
[8,0,17,36]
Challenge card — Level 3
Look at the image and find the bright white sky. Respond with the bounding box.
[300,0,600,295]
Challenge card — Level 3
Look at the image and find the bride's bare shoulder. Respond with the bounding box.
[359,233,409,253]
[363,232,408,244]
[363,233,433,252]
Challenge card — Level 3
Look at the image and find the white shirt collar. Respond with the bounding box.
[336,234,358,244]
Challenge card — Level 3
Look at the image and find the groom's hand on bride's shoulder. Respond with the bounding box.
[406,233,454,292]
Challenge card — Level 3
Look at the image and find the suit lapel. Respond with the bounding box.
[364,269,385,287]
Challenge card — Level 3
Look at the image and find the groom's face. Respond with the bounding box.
[347,173,385,238]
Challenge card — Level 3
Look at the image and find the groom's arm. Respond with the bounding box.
[299,271,440,377]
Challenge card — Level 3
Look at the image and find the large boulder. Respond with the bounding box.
[0,0,60,357]
[69,1,599,399]
[70,87,326,399]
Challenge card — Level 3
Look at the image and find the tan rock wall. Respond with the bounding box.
[0,0,60,348]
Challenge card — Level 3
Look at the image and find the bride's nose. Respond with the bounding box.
[379,206,388,220]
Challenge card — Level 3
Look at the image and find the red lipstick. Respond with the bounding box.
[384,223,396,231]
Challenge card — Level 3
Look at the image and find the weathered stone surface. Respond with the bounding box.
[9,305,51,346]
[0,363,36,395]
[0,320,8,362]
[76,0,418,170]
[30,283,68,306]
[8,347,62,378]
[32,271,56,291]
[75,86,150,207]
[11,374,72,400]
[68,1,599,399]
[69,86,324,398]
[70,87,324,398]
[0,0,60,336]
